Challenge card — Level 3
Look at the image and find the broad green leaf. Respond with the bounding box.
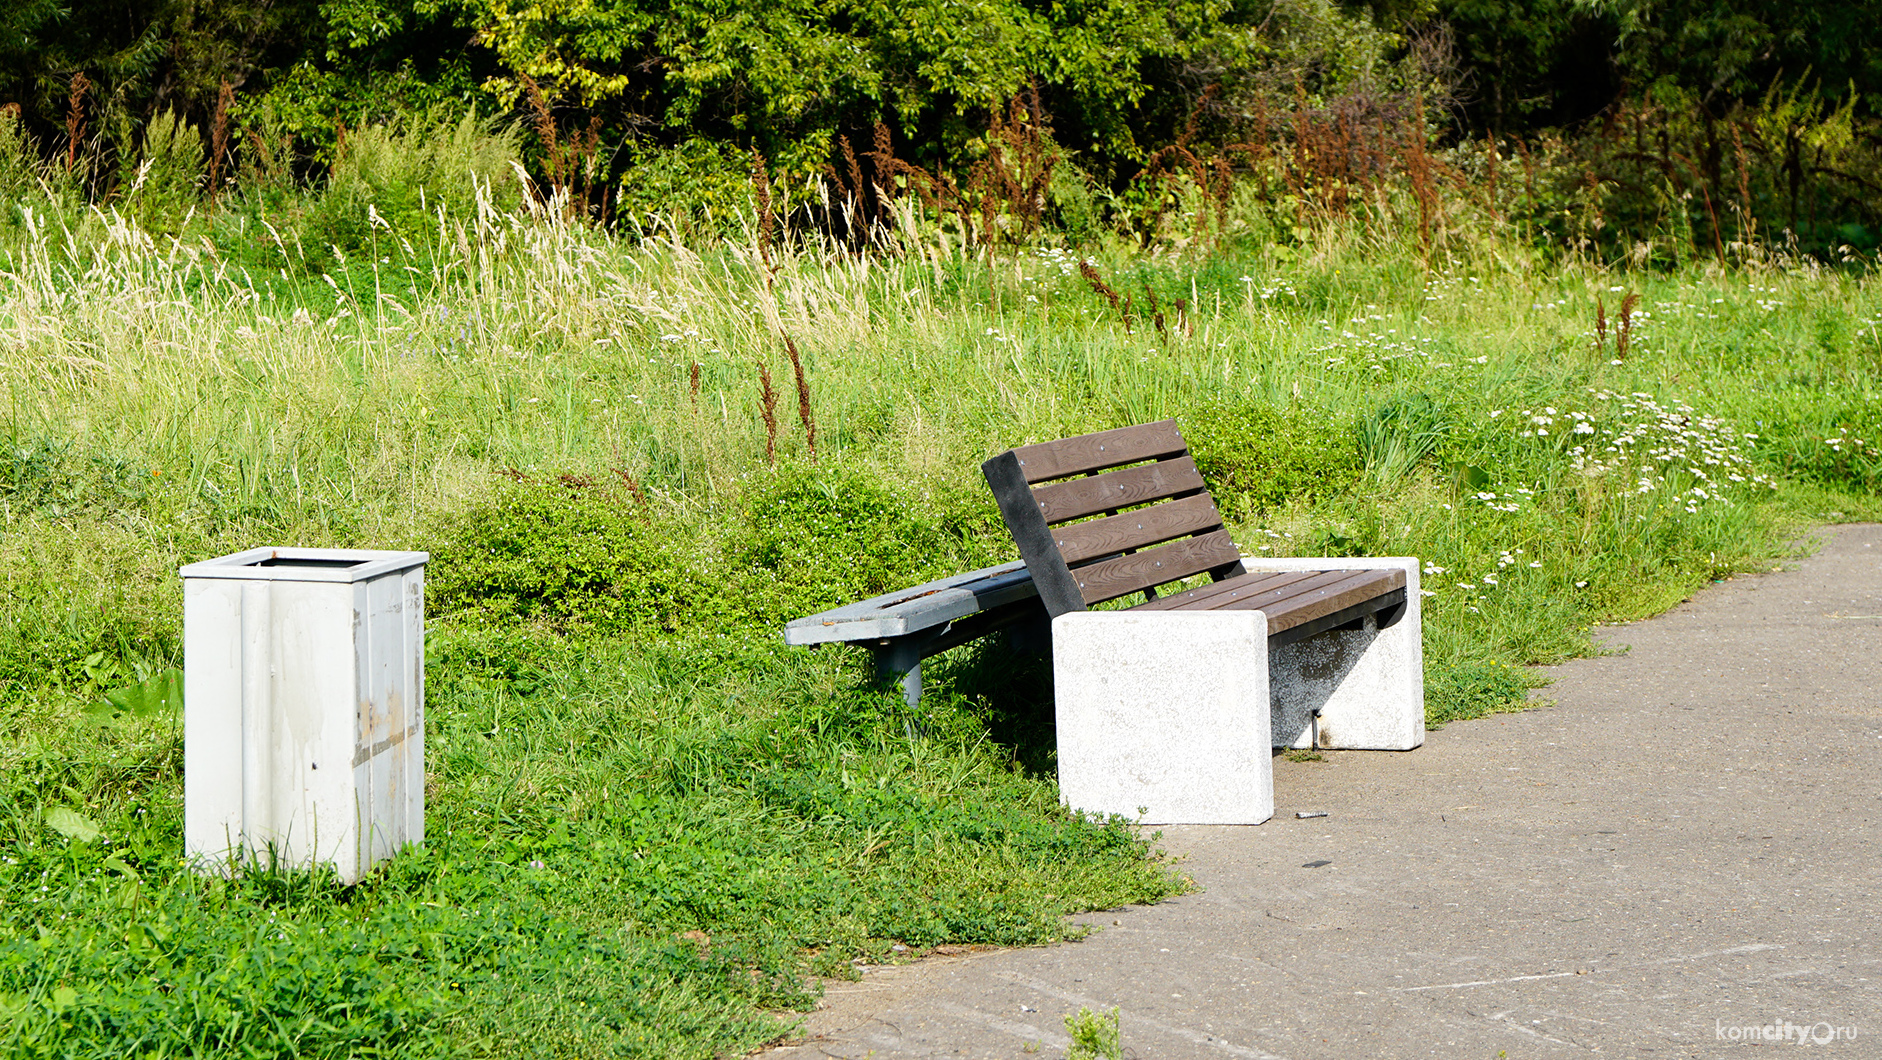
[1450,463,1492,490]
[87,668,184,726]
[45,807,102,843]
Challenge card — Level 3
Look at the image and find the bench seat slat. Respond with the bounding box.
[782,560,1037,645]
[1208,568,1406,633]
[1010,420,1187,484]
[1030,456,1208,524]
[1054,494,1225,565]
[1131,569,1342,611]
[1072,529,1243,605]
[1269,587,1407,648]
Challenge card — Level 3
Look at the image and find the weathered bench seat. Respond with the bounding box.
[781,562,1045,709]
[780,418,1425,824]
[983,419,1424,825]
[1135,567,1406,642]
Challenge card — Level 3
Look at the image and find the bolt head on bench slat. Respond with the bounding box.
[1052,493,1226,565]
[1008,419,1187,484]
[1071,529,1244,606]
[1030,455,1209,524]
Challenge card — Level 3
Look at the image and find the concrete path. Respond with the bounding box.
[765,523,1882,1059]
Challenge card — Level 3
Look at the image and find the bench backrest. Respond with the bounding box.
[982,419,1246,618]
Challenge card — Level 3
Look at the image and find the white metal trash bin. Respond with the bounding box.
[181,547,428,884]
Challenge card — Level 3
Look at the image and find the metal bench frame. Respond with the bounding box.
[782,562,1046,709]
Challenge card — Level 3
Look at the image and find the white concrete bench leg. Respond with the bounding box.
[1246,556,1426,752]
[1052,611,1274,825]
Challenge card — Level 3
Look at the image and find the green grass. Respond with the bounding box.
[1,193,1879,1054]
[1066,1005,1123,1059]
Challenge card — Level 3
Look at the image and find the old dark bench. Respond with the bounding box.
[783,421,1424,779]
[981,419,1406,639]
[984,418,1423,824]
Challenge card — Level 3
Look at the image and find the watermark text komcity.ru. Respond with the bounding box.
[1717,1019,1860,1045]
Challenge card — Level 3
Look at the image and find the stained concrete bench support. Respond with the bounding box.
[1051,557,1425,825]
[1249,556,1425,752]
[1054,610,1275,825]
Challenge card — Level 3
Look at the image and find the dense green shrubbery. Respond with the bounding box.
[718,465,1005,623]
[614,139,764,234]
[121,110,207,234]
[5,0,1878,264]
[430,476,690,634]
[431,463,1010,637]
[305,113,522,258]
[1185,401,1365,517]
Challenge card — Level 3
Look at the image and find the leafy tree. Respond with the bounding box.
[0,0,321,172]
[1431,0,1882,134]
[1606,0,1881,110]
[1427,0,1620,131]
[255,0,499,155]
[472,0,1247,173]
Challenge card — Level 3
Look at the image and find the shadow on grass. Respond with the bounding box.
[922,635,1057,777]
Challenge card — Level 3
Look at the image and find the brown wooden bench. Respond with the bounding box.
[981,419,1407,642]
[982,418,1424,823]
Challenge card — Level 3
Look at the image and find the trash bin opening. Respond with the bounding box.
[250,557,369,569]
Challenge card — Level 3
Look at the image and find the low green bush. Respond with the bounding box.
[716,464,1004,625]
[302,113,520,259]
[1065,1005,1123,1060]
[1423,658,1541,727]
[1184,401,1365,516]
[122,109,205,234]
[429,464,1006,637]
[428,476,691,634]
[615,139,758,237]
